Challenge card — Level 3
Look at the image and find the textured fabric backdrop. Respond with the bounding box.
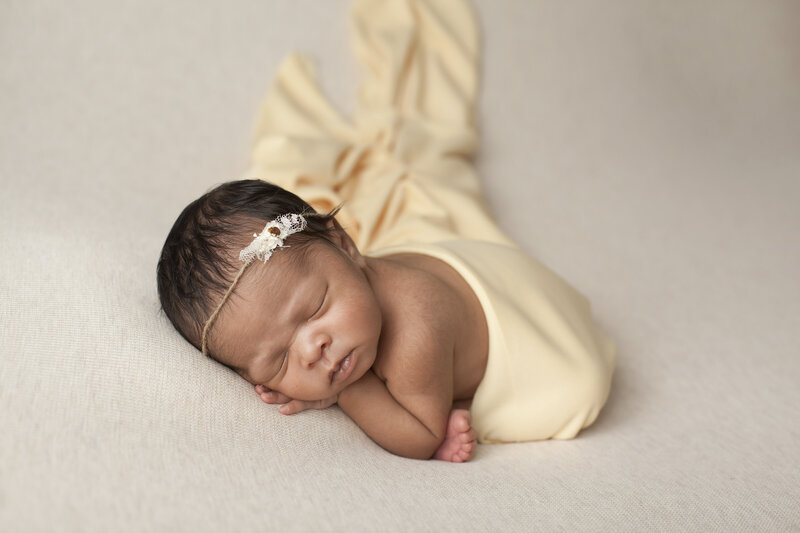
[1,0,799,531]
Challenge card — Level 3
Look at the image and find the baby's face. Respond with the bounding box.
[212,238,382,401]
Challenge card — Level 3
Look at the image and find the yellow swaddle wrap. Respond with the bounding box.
[371,241,617,443]
[240,0,617,442]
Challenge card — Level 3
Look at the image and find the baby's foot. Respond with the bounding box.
[433,409,477,463]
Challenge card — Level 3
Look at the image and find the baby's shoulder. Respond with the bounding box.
[379,253,464,331]
[371,254,463,383]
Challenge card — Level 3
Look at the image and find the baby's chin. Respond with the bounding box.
[343,365,369,390]
[347,345,378,383]
[325,354,372,397]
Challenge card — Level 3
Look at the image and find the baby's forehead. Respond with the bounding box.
[249,239,337,288]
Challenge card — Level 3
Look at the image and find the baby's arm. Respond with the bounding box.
[254,327,461,459]
[255,382,477,462]
[337,369,450,460]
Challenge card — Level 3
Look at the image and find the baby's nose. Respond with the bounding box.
[298,329,331,367]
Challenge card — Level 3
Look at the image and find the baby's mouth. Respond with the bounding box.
[330,350,355,383]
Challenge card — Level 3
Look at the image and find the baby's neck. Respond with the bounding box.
[361,256,399,316]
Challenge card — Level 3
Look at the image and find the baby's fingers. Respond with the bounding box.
[278,400,307,415]
[278,397,338,415]
[255,385,291,405]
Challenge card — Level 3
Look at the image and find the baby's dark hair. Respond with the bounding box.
[156,179,341,353]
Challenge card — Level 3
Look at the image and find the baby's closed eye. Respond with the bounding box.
[308,286,327,320]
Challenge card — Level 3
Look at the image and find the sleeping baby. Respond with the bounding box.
[156,179,616,462]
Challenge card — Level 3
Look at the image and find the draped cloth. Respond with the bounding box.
[240,0,617,443]
[240,0,513,252]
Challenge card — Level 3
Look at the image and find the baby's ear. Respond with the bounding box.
[326,219,363,263]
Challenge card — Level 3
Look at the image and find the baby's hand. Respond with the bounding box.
[254,385,338,415]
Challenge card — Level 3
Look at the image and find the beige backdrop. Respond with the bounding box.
[1,0,798,531]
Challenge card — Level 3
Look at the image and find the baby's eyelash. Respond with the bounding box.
[310,288,327,319]
[269,350,288,381]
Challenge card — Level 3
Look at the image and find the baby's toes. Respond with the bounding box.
[457,447,473,462]
[459,428,478,443]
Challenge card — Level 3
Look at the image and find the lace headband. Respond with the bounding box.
[200,213,307,356]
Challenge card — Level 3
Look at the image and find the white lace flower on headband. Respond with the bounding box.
[239,213,307,264]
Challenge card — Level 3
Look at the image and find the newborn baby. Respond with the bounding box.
[157,179,616,461]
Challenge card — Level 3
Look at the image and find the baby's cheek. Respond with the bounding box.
[233,367,255,385]
[277,380,305,400]
[285,381,329,402]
